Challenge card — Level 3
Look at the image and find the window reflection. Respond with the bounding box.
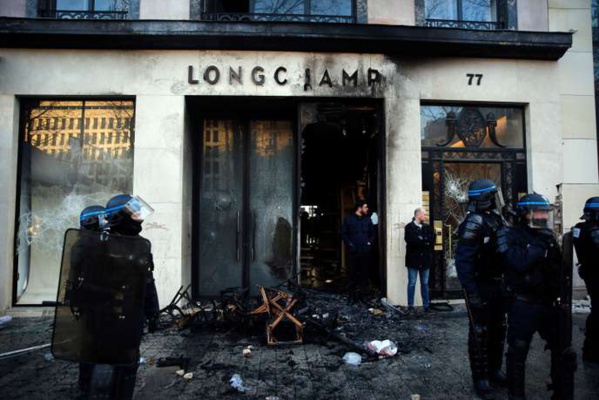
[420,105,524,149]
[252,0,352,16]
[16,99,135,304]
[425,0,496,22]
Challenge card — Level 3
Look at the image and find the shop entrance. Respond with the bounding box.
[298,102,383,293]
[194,105,295,297]
[192,98,383,298]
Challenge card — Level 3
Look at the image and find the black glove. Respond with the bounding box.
[496,226,510,254]
[535,229,555,250]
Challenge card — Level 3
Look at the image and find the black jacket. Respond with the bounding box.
[573,220,599,279]
[455,211,505,297]
[404,220,434,269]
[341,213,375,255]
[500,223,560,303]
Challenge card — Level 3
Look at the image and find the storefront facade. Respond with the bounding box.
[1,1,597,311]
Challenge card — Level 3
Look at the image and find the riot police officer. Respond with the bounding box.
[497,193,576,400]
[456,178,507,399]
[573,196,599,363]
[103,193,160,399]
[55,195,159,400]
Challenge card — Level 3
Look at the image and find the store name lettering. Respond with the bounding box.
[187,65,382,91]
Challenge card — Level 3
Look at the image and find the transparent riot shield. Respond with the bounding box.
[51,228,151,366]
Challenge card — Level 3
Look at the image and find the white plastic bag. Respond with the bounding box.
[366,339,398,357]
[230,374,251,392]
[342,352,362,366]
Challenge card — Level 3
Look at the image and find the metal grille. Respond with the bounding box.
[425,18,504,30]
[200,12,356,24]
[39,9,128,20]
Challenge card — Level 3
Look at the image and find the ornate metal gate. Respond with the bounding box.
[420,105,527,299]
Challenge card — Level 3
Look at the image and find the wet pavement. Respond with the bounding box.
[1,293,598,400]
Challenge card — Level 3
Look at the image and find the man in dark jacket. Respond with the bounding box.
[341,199,375,304]
[404,207,434,312]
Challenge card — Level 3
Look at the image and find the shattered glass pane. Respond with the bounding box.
[16,100,135,304]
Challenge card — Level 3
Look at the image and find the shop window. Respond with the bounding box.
[15,99,135,305]
[38,0,129,19]
[420,105,524,149]
[200,0,357,23]
[423,0,504,30]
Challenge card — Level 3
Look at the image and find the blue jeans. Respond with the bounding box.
[407,267,430,308]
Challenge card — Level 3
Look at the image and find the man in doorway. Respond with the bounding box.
[341,199,375,304]
[404,207,434,313]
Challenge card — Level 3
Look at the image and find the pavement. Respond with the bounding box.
[0,293,598,400]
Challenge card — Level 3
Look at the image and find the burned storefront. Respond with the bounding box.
[0,1,597,313]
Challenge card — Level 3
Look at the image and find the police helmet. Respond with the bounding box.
[516,193,554,229]
[467,179,499,212]
[105,194,154,228]
[79,205,106,231]
[581,196,599,221]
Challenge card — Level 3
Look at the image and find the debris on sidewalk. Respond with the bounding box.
[365,339,398,357]
[230,373,251,392]
[573,296,591,314]
[342,352,362,366]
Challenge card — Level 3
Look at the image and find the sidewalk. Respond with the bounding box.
[0,298,598,400]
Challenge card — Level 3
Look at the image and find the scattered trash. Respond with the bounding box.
[44,352,54,361]
[176,369,185,376]
[368,308,385,316]
[342,352,362,366]
[157,356,190,370]
[243,347,252,358]
[573,297,591,314]
[380,297,406,316]
[230,373,251,392]
[365,340,398,357]
[411,395,421,400]
[0,343,51,361]
[265,396,280,400]
[139,357,146,364]
[183,372,193,380]
[325,279,333,283]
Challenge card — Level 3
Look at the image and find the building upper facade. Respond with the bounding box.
[0,1,573,61]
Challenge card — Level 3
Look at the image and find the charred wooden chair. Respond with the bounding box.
[250,285,304,345]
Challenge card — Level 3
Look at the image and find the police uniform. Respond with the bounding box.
[573,196,599,362]
[498,193,576,400]
[455,179,507,399]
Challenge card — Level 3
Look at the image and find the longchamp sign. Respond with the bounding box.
[187,65,382,91]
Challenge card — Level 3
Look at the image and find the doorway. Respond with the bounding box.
[191,98,383,298]
[298,102,383,293]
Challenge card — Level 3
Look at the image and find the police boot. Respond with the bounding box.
[490,369,508,388]
[507,340,528,400]
[473,379,495,400]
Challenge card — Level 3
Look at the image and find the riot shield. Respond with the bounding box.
[553,231,576,399]
[51,228,151,366]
